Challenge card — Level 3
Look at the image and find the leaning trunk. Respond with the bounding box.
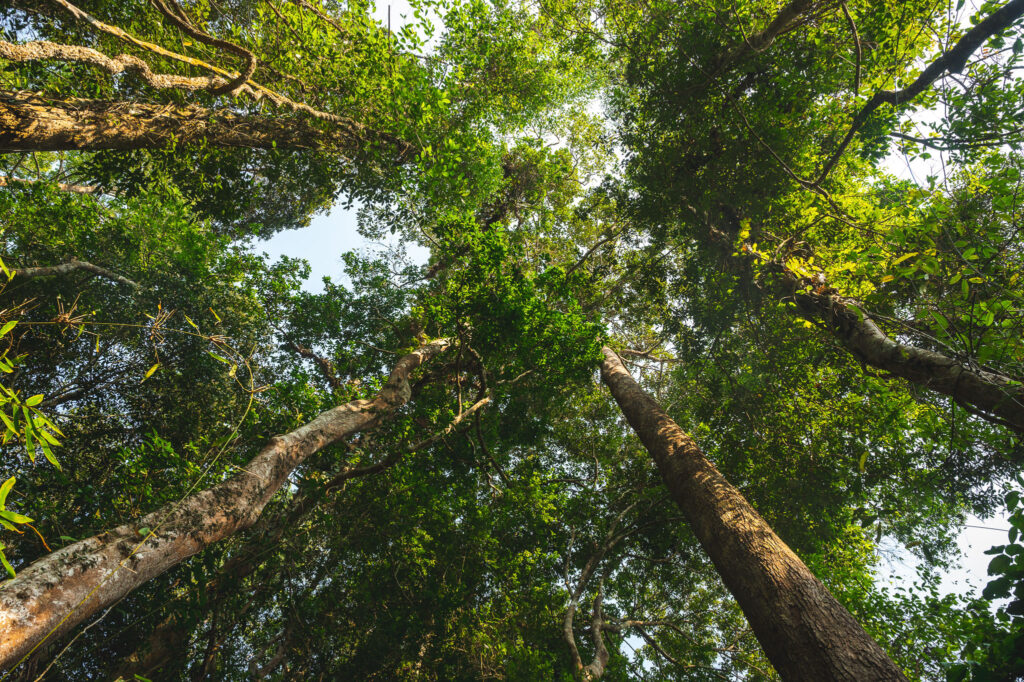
[0,339,448,671]
[600,347,906,681]
[789,282,1024,432]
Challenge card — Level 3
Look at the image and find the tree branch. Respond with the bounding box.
[0,40,222,92]
[14,258,139,289]
[289,342,342,389]
[0,174,100,194]
[815,0,1024,184]
[148,0,257,96]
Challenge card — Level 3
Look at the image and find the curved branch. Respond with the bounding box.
[716,0,820,70]
[149,0,257,96]
[0,40,221,92]
[816,0,1024,184]
[289,341,342,389]
[46,0,369,128]
[0,175,100,194]
[839,1,861,95]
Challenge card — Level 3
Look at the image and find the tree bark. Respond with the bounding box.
[0,91,410,156]
[0,338,449,671]
[0,176,100,194]
[14,258,139,289]
[787,278,1024,433]
[600,346,906,681]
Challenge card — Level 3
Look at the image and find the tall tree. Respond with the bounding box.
[2,0,1024,679]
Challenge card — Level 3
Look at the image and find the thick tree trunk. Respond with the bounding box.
[0,339,448,671]
[600,347,906,681]
[0,91,409,155]
[790,285,1024,432]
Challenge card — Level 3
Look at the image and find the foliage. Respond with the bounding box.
[2,0,1024,679]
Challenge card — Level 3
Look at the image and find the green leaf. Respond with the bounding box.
[24,426,35,463]
[137,527,152,537]
[0,509,33,525]
[24,395,43,407]
[208,352,231,364]
[143,363,160,382]
[0,321,16,337]
[41,441,60,471]
[0,477,13,509]
[0,411,15,435]
[37,428,59,447]
[0,547,15,579]
[988,554,1012,576]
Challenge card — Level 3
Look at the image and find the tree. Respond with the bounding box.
[1,0,1023,679]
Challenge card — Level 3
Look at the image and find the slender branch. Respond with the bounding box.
[149,0,257,95]
[290,0,351,39]
[14,258,139,289]
[289,342,342,389]
[815,0,1024,185]
[618,348,683,364]
[566,226,626,276]
[839,1,861,95]
[321,394,492,492]
[717,0,819,69]
[889,128,1024,151]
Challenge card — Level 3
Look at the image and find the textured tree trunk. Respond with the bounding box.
[0,339,448,671]
[600,347,906,681]
[790,284,1024,432]
[0,90,409,155]
[14,258,139,288]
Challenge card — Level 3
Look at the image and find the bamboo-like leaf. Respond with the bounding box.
[41,441,61,471]
[0,509,33,524]
[0,547,15,579]
[143,363,160,382]
[0,477,14,508]
[0,410,17,435]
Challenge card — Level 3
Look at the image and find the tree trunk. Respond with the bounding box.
[600,346,906,681]
[0,339,449,671]
[790,284,1024,432]
[0,90,409,155]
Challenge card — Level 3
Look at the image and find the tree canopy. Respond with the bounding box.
[1,0,1024,679]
